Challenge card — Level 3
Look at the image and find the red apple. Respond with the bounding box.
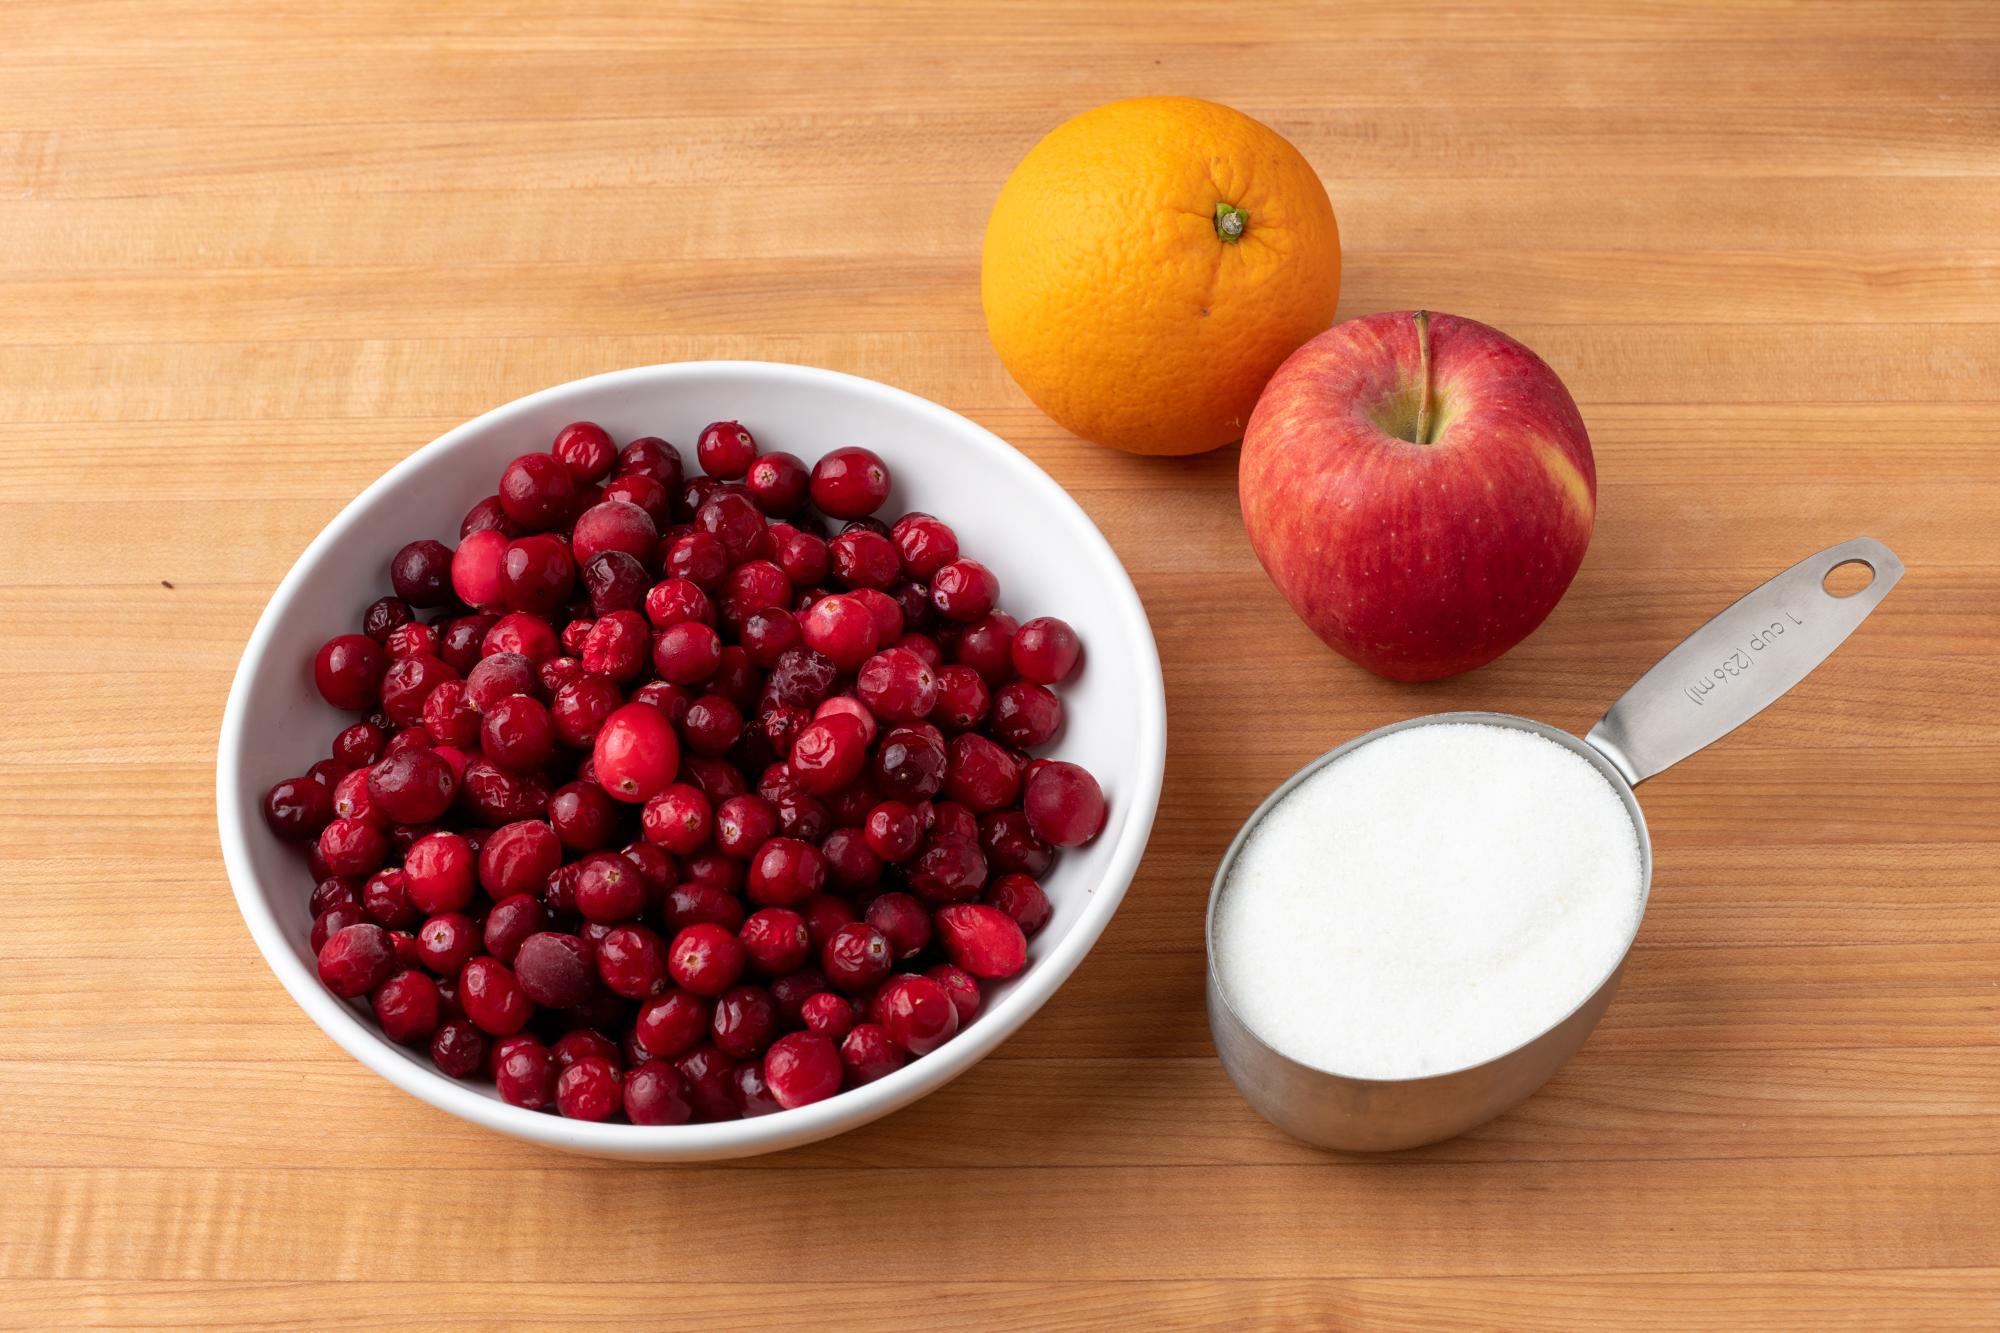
[1239,310,1594,682]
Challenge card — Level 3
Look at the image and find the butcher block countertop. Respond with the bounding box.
[2,2,1996,1328]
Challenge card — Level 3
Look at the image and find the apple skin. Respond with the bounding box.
[1238,310,1595,682]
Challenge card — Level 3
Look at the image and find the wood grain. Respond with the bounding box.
[2,1,1996,1328]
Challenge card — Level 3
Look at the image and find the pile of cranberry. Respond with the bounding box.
[260,420,1106,1124]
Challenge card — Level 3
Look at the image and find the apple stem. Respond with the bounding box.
[1413,309,1434,446]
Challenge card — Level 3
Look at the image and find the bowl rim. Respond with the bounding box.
[215,359,1167,1158]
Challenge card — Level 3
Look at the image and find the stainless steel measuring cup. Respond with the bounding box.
[1206,536,1903,1151]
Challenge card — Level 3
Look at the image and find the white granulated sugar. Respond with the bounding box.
[1214,722,1644,1079]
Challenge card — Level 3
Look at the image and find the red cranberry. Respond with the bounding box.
[839,1023,906,1083]
[383,621,440,661]
[931,665,990,731]
[371,969,441,1044]
[430,1019,487,1078]
[809,446,891,519]
[618,434,684,485]
[332,721,388,768]
[677,860,748,906]
[853,648,937,723]
[927,800,978,845]
[985,872,1052,937]
[415,911,479,975]
[552,1028,621,1071]
[358,868,414,928]
[864,891,932,960]
[263,776,333,843]
[735,607,801,668]
[552,420,617,481]
[769,969,830,1027]
[364,747,456,824]
[978,809,1054,877]
[575,610,646,683]
[417,679,477,747]
[309,876,360,916]
[641,783,712,855]
[872,723,947,801]
[477,820,560,898]
[461,651,534,711]
[498,451,577,530]
[872,973,960,1055]
[786,711,869,796]
[719,561,790,626]
[935,903,1029,979]
[316,922,396,998]
[623,1060,695,1124]
[799,893,858,952]
[690,419,754,479]
[930,559,999,623]
[798,594,879,672]
[547,780,619,852]
[313,634,386,711]
[574,851,647,923]
[889,513,958,579]
[379,654,458,727]
[826,772,881,826]
[726,1061,779,1116]
[435,615,493,673]
[864,800,923,862]
[1023,760,1108,847]
[673,694,737,758]
[711,984,779,1060]
[799,990,854,1040]
[311,902,365,954]
[499,535,574,616]
[666,530,730,589]
[593,702,681,803]
[746,836,826,907]
[317,817,388,878]
[1012,615,1082,683]
[943,733,1022,812]
[821,922,892,993]
[739,907,811,975]
[635,990,711,1062]
[820,828,882,895]
[763,1031,843,1108]
[550,673,622,749]
[554,1055,623,1121]
[513,931,596,1009]
[482,893,550,964]
[461,956,535,1036]
[461,494,524,539]
[829,528,900,590]
[682,755,749,804]
[595,924,669,999]
[668,922,747,997]
[493,1035,557,1108]
[953,612,1019,685]
[770,524,831,585]
[908,836,987,904]
[647,620,718,686]
[571,499,657,566]
[451,528,509,607]
[745,450,808,515]
[601,471,671,525]
[622,839,677,896]
[926,962,983,1025]
[673,1043,739,1121]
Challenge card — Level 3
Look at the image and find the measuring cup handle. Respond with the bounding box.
[1584,537,1902,786]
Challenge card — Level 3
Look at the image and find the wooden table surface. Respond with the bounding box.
[5,2,1998,1327]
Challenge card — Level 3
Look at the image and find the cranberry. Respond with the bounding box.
[953,612,1018,685]
[798,594,879,672]
[931,665,990,731]
[872,973,960,1055]
[546,780,619,853]
[826,772,881,825]
[758,648,835,712]
[414,678,475,746]
[687,420,755,480]
[849,648,933,724]
[819,828,882,895]
[434,615,492,673]
[821,922,892,993]
[673,1044,739,1121]
[498,451,577,530]
[809,446,891,519]
[769,969,830,1027]
[601,472,671,525]
[311,902,366,954]
[682,755,749,805]
[317,817,388,878]
[873,723,947,801]
[451,528,509,608]
[926,962,983,1025]
[574,850,647,923]
[430,1019,488,1078]
[263,776,332,843]
[710,984,779,1060]
[623,1060,695,1124]
[370,969,441,1044]
[460,757,551,826]
[763,1031,842,1108]
[769,524,831,585]
[482,893,550,964]
[362,596,415,644]
[473,821,556,900]
[930,559,999,624]
[578,551,645,617]
[799,990,854,1040]
[379,654,458,727]
[642,620,716,687]
[1023,760,1108,847]
[357,868,413,928]
[883,512,952,579]
[669,922,747,997]
[309,876,360,916]
[482,611,558,663]
[383,621,440,661]
[786,711,868,797]
[551,420,617,482]
[551,1028,621,1071]
[863,891,930,960]
[984,872,1053,937]
[1009,615,1079,683]
[746,836,826,907]
[829,528,900,591]
[593,702,681,803]
[622,838,676,893]
[619,434,684,486]
[385,539,452,608]
[461,494,524,539]
[639,782,711,855]
[493,1035,557,1108]
[936,902,1030,980]
[839,1023,906,1083]
[943,733,1022,813]
[744,450,808,515]
[665,530,730,590]
[739,908,811,975]
[573,610,644,683]
[512,931,596,1009]
[572,499,657,567]
[979,809,1054,877]
[908,836,987,905]
[363,747,455,824]
[590,924,666,1000]
[864,800,923,862]
[727,606,800,668]
[415,911,479,975]
[552,1055,622,1121]
[316,922,396,998]
[331,721,387,769]
[799,893,858,952]
[460,651,533,711]
[679,855,748,902]
[461,959,534,1038]
[548,674,620,750]
[668,693,733,757]
[495,535,571,615]
[718,562,789,626]
[635,989,711,1061]
[313,634,386,711]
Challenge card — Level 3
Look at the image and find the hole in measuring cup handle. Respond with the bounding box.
[1821,558,1875,599]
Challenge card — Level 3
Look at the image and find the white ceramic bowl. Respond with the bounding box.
[217,361,1166,1160]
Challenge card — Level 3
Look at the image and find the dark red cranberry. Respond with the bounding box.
[460,651,534,711]
[696,420,758,479]
[1023,760,1108,847]
[331,721,387,769]
[720,560,791,626]
[820,828,882,896]
[952,612,1015,685]
[547,780,620,852]
[985,872,1053,937]
[677,694,741,758]
[826,772,881,826]
[513,931,597,1009]
[745,450,808,515]
[493,1035,557,1108]
[799,892,858,953]
[460,757,551,825]
[365,747,457,823]
[435,614,495,673]
[864,800,923,862]
[498,451,577,530]
[574,850,647,924]
[549,673,622,749]
[726,1061,780,1117]
[808,446,891,519]
[379,653,458,727]
[551,420,617,482]
[890,585,937,639]
[926,962,982,1025]
[360,868,416,928]
[763,1030,843,1108]
[740,907,811,975]
[769,968,830,1027]
[665,530,730,589]
[618,434,684,486]
[855,647,938,723]
[769,524,831,585]
[978,809,1054,877]
[362,596,415,644]
[668,922,747,997]
[593,702,681,803]
[460,494,524,540]
[316,922,396,997]
[634,990,710,1062]
[309,876,360,916]
[263,776,333,843]
[389,539,454,608]
[1012,616,1082,684]
[930,559,999,624]
[430,1019,488,1078]
[681,850,748,897]
[648,620,719,686]
[672,1043,738,1122]
[582,551,649,616]
[829,528,900,590]
[641,783,712,855]
[873,723,948,801]
[990,680,1062,749]
[482,893,550,965]
[314,634,386,711]
[578,610,648,683]
[821,922,892,993]
[415,911,479,975]
[711,984,779,1060]
[747,836,826,908]
[371,969,441,1044]
[797,594,879,672]
[600,471,671,525]
[865,891,932,960]
[681,755,749,804]
[311,902,366,954]
[761,647,838,711]
[767,789,824,842]
[927,799,978,845]
[839,1022,905,1083]
[317,817,389,878]
[890,513,958,580]
[596,924,670,999]
[551,1028,621,1071]
[709,793,775,859]
[908,836,988,905]
[872,973,960,1055]
[419,679,479,746]
[621,840,677,897]
[623,1060,695,1124]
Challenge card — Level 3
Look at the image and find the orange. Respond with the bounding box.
[981,97,1341,456]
